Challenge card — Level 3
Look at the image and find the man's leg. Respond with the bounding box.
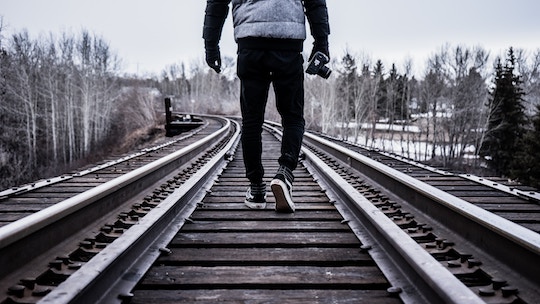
[237,49,271,184]
[237,49,271,209]
[269,50,305,213]
[272,51,305,171]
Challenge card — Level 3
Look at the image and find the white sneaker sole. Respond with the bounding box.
[244,200,267,209]
[271,179,295,213]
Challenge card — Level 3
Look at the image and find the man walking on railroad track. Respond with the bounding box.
[203,0,330,213]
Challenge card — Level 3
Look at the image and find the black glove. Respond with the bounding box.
[309,37,329,61]
[205,40,221,73]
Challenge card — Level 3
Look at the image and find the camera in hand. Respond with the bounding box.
[306,51,331,79]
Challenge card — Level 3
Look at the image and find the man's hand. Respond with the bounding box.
[309,37,329,61]
[205,41,221,73]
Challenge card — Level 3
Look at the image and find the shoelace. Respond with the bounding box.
[250,183,266,195]
[276,166,294,184]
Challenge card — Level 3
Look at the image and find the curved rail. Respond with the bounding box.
[375,149,540,203]
[39,119,241,303]
[0,117,231,281]
[311,131,540,235]
[302,130,540,298]
[0,121,210,200]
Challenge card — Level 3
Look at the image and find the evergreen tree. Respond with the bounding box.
[373,60,387,120]
[387,64,409,122]
[335,52,358,122]
[511,104,540,188]
[480,47,527,175]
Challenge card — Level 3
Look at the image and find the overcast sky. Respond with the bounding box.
[2,0,539,76]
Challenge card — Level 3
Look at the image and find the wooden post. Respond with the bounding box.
[165,97,173,126]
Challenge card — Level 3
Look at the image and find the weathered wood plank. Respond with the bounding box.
[158,247,373,265]
[213,180,320,187]
[180,220,349,232]
[0,213,31,222]
[170,232,360,247]
[476,204,540,212]
[492,212,540,222]
[188,210,344,221]
[460,197,525,204]
[442,191,512,198]
[197,202,336,210]
[435,185,503,191]
[15,193,77,198]
[0,203,54,212]
[0,197,57,205]
[521,223,540,233]
[132,289,400,304]
[139,265,387,287]
[202,196,331,203]
[207,190,326,197]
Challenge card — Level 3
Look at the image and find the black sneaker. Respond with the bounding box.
[245,183,267,209]
[271,166,295,213]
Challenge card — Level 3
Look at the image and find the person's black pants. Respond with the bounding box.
[237,48,305,184]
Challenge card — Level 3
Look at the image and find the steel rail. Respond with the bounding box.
[262,124,483,304]
[302,130,540,289]
[0,121,210,200]
[0,117,230,280]
[39,119,241,304]
[308,132,540,203]
[377,149,540,203]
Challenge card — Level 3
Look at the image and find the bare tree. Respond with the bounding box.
[0,29,123,189]
[445,46,489,164]
[6,31,41,168]
[515,48,540,116]
[304,69,337,133]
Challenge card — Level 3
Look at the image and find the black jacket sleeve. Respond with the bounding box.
[303,0,330,39]
[203,0,231,45]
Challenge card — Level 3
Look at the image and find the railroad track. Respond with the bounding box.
[0,116,539,303]
[307,131,540,234]
[0,116,221,225]
[300,128,540,303]
[0,115,232,303]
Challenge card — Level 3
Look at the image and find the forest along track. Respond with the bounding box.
[0,116,232,303]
